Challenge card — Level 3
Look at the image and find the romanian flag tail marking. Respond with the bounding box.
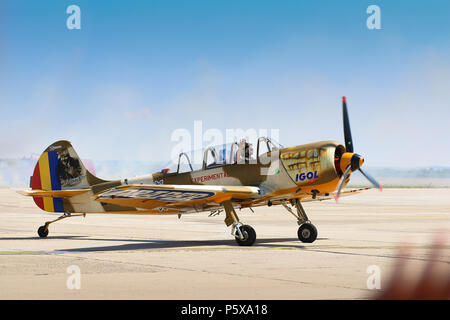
[31,151,64,212]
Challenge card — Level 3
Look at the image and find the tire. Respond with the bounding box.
[297,223,317,243]
[38,226,49,238]
[235,225,256,246]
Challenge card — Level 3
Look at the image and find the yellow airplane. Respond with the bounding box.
[18,97,381,246]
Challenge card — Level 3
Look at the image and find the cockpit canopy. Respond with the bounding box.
[163,137,282,174]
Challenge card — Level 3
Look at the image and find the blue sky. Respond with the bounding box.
[1,0,449,166]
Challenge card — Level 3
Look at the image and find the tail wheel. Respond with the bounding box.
[37,226,49,238]
[235,225,256,246]
[297,223,317,243]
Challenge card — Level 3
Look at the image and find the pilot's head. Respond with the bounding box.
[244,143,253,160]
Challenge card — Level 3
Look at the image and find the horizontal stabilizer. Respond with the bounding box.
[17,189,89,198]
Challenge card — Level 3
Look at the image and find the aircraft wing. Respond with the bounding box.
[300,187,370,202]
[95,184,260,210]
[231,187,371,208]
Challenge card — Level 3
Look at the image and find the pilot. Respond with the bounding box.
[236,139,254,164]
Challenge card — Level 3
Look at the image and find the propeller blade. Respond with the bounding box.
[335,165,352,202]
[359,168,383,191]
[342,96,354,153]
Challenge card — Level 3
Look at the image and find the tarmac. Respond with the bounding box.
[0,187,448,299]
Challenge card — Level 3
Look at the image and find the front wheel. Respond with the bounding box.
[297,223,317,243]
[235,225,256,246]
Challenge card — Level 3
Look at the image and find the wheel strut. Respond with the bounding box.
[282,199,310,225]
[292,198,310,224]
[37,212,86,238]
[222,200,257,246]
[282,199,318,243]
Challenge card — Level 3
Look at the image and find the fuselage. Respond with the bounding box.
[116,140,347,202]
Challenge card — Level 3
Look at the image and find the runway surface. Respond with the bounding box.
[0,188,449,299]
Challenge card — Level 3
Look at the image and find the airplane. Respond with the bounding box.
[18,97,381,246]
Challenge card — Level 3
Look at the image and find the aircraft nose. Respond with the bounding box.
[351,154,364,171]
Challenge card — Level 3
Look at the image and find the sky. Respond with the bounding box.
[0,0,449,167]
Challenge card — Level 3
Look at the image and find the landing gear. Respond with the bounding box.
[297,223,317,243]
[37,225,49,238]
[233,224,256,246]
[281,198,318,243]
[222,200,257,246]
[36,212,85,238]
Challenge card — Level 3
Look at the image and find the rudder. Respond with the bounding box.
[30,140,107,212]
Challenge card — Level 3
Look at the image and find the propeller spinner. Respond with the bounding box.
[335,97,382,202]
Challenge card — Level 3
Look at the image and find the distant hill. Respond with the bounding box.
[1,158,449,188]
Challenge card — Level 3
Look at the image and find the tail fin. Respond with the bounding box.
[30,140,107,212]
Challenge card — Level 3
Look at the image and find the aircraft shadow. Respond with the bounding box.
[57,237,330,253]
[0,234,329,252]
[0,235,87,241]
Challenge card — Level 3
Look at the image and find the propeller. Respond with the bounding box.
[335,96,382,202]
[342,96,353,153]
